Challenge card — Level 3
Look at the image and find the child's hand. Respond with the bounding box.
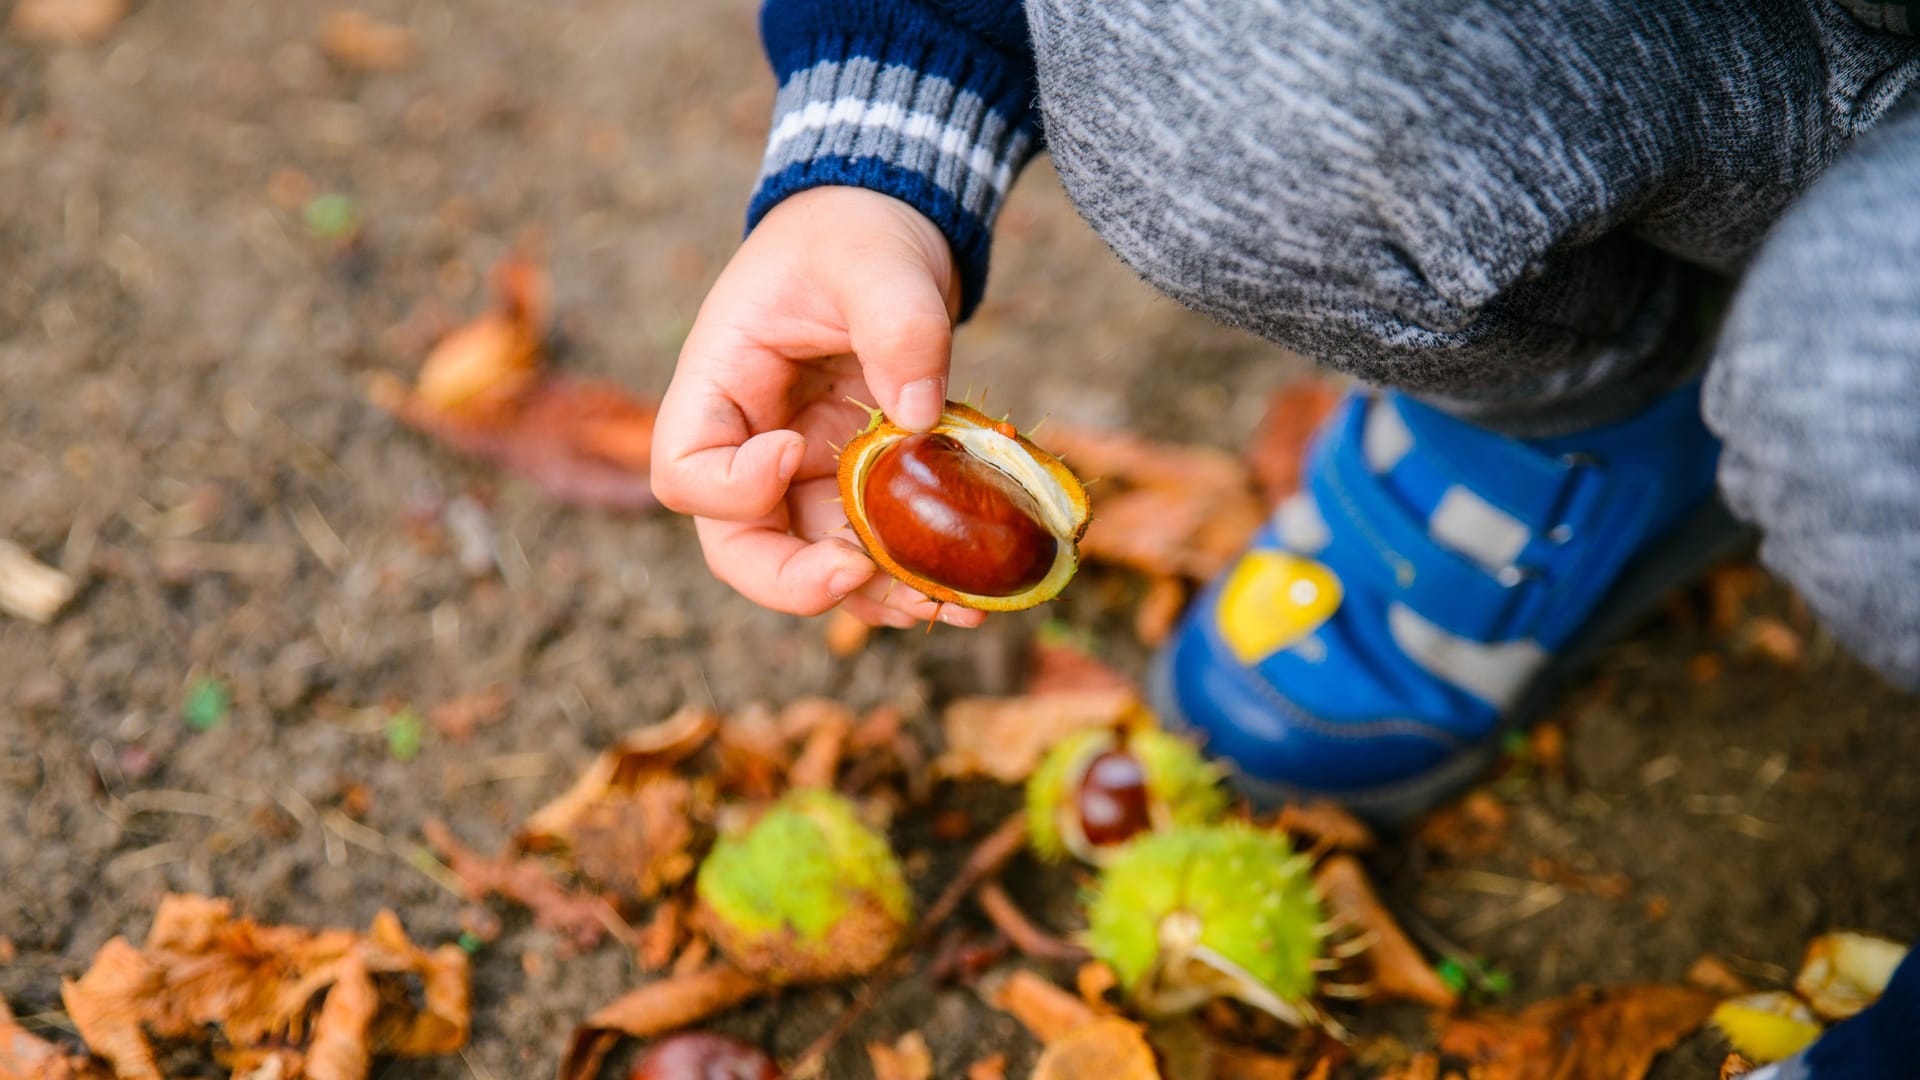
[652,186,988,630]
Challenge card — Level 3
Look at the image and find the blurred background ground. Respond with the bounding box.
[2,1,1917,1076]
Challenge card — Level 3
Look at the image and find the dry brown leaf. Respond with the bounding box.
[1245,380,1343,507]
[1028,637,1133,695]
[1439,983,1719,1080]
[986,970,1100,1044]
[1685,955,1752,997]
[936,688,1140,783]
[1719,1052,1756,1079]
[319,10,415,72]
[60,939,161,1080]
[424,819,629,952]
[559,965,770,1080]
[1031,1016,1161,1080]
[1134,574,1189,647]
[1374,1054,1440,1080]
[304,952,376,1080]
[1413,790,1511,859]
[7,0,124,44]
[58,896,465,1080]
[714,706,791,800]
[867,1031,934,1080]
[636,900,683,973]
[1,995,104,1080]
[1042,425,1266,582]
[1076,962,1118,1009]
[788,708,852,790]
[967,1054,1008,1080]
[371,255,662,511]
[1269,801,1376,854]
[1312,856,1457,1009]
[513,707,717,900]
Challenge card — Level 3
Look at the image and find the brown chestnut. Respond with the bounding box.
[628,1032,778,1080]
[1075,748,1154,848]
[861,433,1057,598]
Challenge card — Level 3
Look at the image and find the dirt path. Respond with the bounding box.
[2,2,1916,1077]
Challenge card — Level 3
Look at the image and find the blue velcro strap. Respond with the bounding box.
[1308,400,1546,643]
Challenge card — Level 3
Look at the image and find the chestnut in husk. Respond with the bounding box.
[1026,727,1226,864]
[693,789,909,984]
[1085,823,1333,1030]
[837,402,1089,611]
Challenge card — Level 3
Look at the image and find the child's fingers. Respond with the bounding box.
[836,264,955,433]
[652,379,806,521]
[693,516,876,616]
[838,594,920,629]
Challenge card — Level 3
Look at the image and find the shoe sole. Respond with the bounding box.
[1150,495,1756,827]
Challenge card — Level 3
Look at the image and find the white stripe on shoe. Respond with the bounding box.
[1276,492,1332,554]
[1362,398,1413,472]
[1429,485,1532,571]
[1387,603,1547,709]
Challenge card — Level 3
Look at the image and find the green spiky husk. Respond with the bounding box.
[1025,728,1227,862]
[695,789,910,982]
[1086,822,1323,1010]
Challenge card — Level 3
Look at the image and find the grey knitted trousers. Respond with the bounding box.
[1026,0,1920,687]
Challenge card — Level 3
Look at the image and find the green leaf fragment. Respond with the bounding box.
[183,677,231,732]
[303,193,360,239]
[386,709,425,762]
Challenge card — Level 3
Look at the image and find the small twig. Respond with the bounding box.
[975,882,1088,962]
[787,815,1029,1078]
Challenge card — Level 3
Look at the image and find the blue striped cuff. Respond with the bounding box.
[747,57,1038,318]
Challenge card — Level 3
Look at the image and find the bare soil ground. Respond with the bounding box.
[3,2,1918,1077]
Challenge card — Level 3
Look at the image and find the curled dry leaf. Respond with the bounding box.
[1440,983,1719,1080]
[1244,380,1343,507]
[517,707,718,901]
[986,969,1100,1044]
[1311,856,1456,1009]
[967,1054,1008,1080]
[935,688,1142,784]
[424,819,629,952]
[319,10,415,72]
[559,965,770,1080]
[2,995,106,1080]
[1041,425,1266,582]
[1027,636,1133,696]
[58,895,467,1080]
[7,0,125,45]
[1031,1016,1162,1080]
[370,255,662,512]
[1269,801,1376,854]
[867,1031,934,1080]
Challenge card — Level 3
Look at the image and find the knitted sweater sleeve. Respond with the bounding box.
[751,0,1040,319]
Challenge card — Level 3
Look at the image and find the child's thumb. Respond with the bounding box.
[842,268,955,433]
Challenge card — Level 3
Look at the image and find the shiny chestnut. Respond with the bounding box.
[837,401,1089,612]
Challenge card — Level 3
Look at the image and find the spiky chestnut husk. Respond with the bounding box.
[1026,727,1227,864]
[694,789,910,984]
[837,401,1090,612]
[1085,823,1328,1028]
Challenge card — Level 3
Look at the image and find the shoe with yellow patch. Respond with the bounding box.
[1152,382,1746,823]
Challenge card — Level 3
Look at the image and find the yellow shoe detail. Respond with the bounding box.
[1216,551,1343,665]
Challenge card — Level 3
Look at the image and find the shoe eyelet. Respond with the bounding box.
[1547,523,1575,544]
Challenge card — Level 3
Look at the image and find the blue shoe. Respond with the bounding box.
[1746,944,1920,1079]
[1150,382,1749,823]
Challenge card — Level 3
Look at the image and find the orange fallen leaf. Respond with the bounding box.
[1245,380,1343,507]
[1027,635,1133,695]
[57,895,467,1080]
[967,1054,1008,1080]
[7,0,124,44]
[515,707,718,901]
[1269,801,1376,854]
[1076,962,1119,1009]
[1374,1054,1440,1080]
[935,688,1141,783]
[867,1031,934,1080]
[787,705,852,790]
[2,996,105,1080]
[371,255,662,511]
[1439,983,1719,1080]
[1685,955,1753,997]
[559,965,770,1080]
[1720,1052,1756,1079]
[1042,426,1266,582]
[986,970,1100,1044]
[1031,1016,1161,1080]
[428,687,509,741]
[1413,790,1511,860]
[1311,856,1457,1009]
[1133,574,1189,648]
[1210,1045,1314,1080]
[424,819,630,952]
[636,899,684,973]
[319,10,415,72]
